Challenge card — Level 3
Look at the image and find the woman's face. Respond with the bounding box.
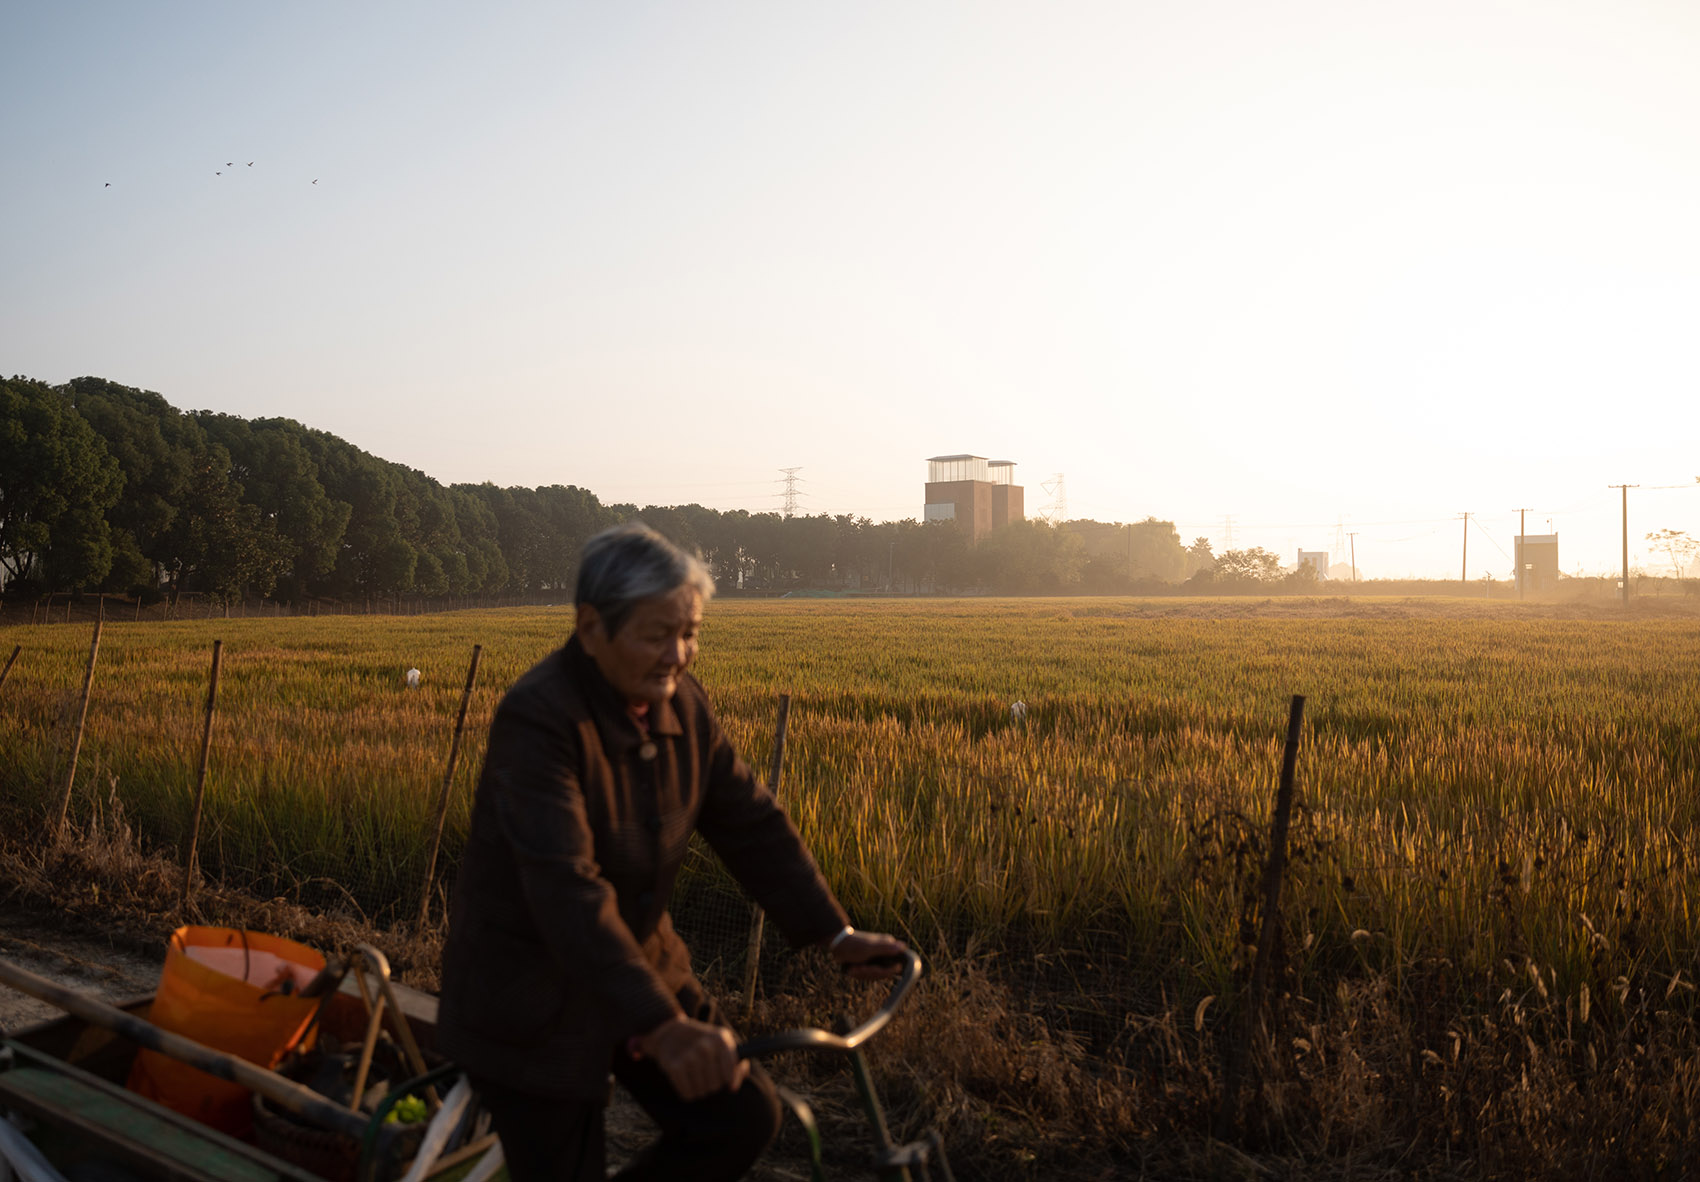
[579,586,702,707]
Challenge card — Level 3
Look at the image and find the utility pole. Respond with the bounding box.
[1459,513,1470,585]
[1513,507,1531,599]
[1347,532,1359,582]
[1609,484,1637,605]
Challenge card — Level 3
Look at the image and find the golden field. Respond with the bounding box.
[4,596,1698,994]
[8,595,1700,1175]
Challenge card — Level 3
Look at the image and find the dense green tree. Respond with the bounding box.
[673,504,735,586]
[1129,519,1188,582]
[0,377,124,591]
[10,373,1244,601]
[197,415,351,601]
[634,505,700,557]
[159,443,289,602]
[912,519,972,591]
[67,378,201,592]
[1283,561,1323,591]
[1208,547,1285,584]
[978,520,1087,594]
[299,434,417,597]
[43,505,117,590]
[738,512,788,588]
[395,469,464,594]
[458,484,536,592]
[104,527,154,595]
[779,514,838,587]
[1187,536,1214,577]
[700,509,756,588]
[1063,518,1189,587]
[531,485,612,591]
[446,485,507,593]
[861,519,903,591]
[829,514,874,588]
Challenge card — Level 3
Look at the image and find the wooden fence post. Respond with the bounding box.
[742,693,792,1012]
[1215,693,1305,1141]
[179,640,224,910]
[48,619,104,841]
[416,645,484,930]
[0,644,21,698]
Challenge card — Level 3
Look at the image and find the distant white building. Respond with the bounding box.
[1297,550,1330,578]
[1515,534,1559,594]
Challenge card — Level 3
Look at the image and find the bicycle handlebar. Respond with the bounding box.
[736,947,922,1061]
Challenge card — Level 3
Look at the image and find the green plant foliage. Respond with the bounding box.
[0,377,124,590]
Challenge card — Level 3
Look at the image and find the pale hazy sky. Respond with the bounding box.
[5,1,1698,579]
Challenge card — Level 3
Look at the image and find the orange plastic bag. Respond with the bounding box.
[126,926,326,1136]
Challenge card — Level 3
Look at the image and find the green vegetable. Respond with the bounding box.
[386,1095,428,1124]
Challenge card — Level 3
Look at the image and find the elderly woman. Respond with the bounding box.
[438,522,904,1181]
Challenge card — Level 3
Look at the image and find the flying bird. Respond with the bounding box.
[226,162,233,166]
[104,182,110,187]
[215,171,221,175]
[247,161,253,166]
[311,179,318,184]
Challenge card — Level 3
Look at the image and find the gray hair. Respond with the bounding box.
[575,522,715,636]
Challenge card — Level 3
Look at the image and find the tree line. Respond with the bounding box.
[4,375,1306,604]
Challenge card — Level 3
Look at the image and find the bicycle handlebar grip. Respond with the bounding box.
[737,947,922,1060]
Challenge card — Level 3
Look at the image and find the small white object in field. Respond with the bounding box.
[1010,700,1027,722]
[405,668,421,689]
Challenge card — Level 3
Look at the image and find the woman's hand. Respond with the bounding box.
[827,929,908,980]
[633,1015,749,1101]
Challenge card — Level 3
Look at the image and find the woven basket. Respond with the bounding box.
[252,1092,425,1182]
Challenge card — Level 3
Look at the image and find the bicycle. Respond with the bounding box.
[737,948,954,1182]
[346,947,951,1181]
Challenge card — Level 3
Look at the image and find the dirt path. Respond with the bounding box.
[0,913,161,1032]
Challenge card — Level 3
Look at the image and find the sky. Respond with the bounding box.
[4,0,1698,580]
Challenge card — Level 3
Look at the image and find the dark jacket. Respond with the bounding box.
[437,636,848,1098]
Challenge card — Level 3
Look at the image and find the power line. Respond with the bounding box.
[1470,516,1512,563]
[590,479,781,491]
[1175,514,1457,531]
